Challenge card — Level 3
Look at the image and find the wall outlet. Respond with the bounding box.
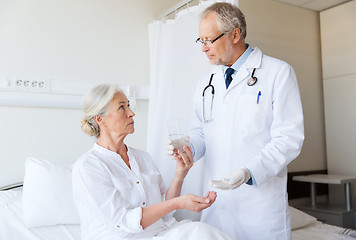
[14,77,49,93]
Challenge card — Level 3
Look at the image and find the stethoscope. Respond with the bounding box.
[202,68,258,123]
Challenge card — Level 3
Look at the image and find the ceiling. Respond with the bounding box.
[273,0,351,11]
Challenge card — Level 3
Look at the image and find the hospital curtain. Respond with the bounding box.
[147,0,238,221]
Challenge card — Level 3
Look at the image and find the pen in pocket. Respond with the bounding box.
[257,91,261,104]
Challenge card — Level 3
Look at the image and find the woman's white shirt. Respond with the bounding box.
[72,144,175,240]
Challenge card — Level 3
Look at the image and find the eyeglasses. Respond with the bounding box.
[195,33,225,47]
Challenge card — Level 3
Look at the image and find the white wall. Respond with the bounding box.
[0,0,162,187]
[320,0,356,206]
[239,0,326,172]
[320,0,356,175]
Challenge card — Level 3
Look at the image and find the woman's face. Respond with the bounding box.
[101,92,135,138]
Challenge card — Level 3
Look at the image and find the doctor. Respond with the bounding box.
[189,2,304,240]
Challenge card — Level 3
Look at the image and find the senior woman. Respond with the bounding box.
[72,84,230,240]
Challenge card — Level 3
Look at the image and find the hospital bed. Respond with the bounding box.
[0,160,355,239]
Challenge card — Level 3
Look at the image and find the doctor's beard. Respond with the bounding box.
[212,44,235,66]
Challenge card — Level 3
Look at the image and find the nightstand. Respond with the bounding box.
[293,174,356,228]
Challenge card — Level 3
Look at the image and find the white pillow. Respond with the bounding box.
[289,206,317,230]
[22,157,80,228]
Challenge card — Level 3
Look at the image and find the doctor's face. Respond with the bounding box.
[102,92,135,138]
[199,12,235,66]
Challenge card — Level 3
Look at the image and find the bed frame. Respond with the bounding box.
[287,170,328,199]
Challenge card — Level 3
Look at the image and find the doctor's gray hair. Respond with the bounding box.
[201,2,247,40]
[81,84,123,138]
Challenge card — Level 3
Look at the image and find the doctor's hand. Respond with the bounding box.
[177,191,217,212]
[173,145,193,178]
[209,168,251,190]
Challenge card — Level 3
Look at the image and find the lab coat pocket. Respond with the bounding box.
[234,94,268,133]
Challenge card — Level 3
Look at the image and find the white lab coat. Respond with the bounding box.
[72,144,231,240]
[190,48,304,240]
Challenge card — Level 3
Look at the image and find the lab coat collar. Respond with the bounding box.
[224,47,263,91]
[245,47,263,69]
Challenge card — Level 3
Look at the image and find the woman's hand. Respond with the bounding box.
[173,145,193,178]
[141,191,217,229]
[177,191,217,212]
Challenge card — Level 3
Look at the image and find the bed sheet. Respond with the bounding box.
[0,189,80,240]
[292,221,356,240]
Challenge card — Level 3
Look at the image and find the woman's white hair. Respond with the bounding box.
[81,84,123,138]
[201,2,247,40]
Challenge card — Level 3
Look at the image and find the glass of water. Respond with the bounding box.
[167,119,190,153]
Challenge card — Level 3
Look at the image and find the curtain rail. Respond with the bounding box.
[0,182,23,191]
[157,0,196,20]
